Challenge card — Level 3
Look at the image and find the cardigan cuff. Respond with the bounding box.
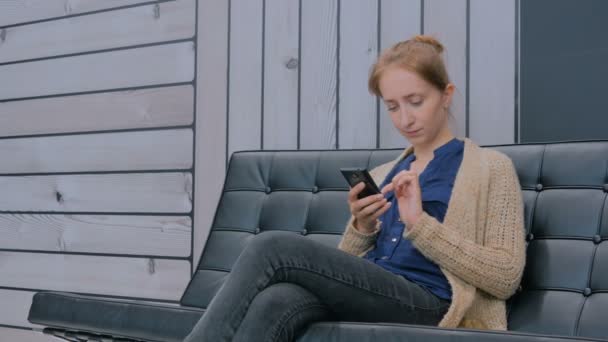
[339,219,381,255]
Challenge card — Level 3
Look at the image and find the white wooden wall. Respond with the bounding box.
[0,0,199,339]
[0,0,517,339]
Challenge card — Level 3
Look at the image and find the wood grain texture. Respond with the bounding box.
[0,214,191,257]
[0,327,57,342]
[0,129,193,174]
[0,85,194,138]
[338,0,378,149]
[0,173,192,213]
[0,252,189,300]
[0,0,155,27]
[378,0,420,149]
[299,0,338,149]
[469,0,515,145]
[0,41,195,100]
[263,0,299,149]
[0,0,195,63]
[0,290,40,328]
[424,0,468,138]
[194,0,229,271]
[228,0,263,157]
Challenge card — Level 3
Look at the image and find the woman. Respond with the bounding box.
[184,35,526,342]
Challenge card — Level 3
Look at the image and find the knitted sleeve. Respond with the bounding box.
[404,154,526,300]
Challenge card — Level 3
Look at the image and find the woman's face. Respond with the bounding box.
[378,66,453,146]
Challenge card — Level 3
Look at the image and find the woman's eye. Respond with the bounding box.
[387,106,398,112]
[411,100,423,107]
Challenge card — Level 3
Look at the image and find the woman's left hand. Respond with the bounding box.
[381,170,423,228]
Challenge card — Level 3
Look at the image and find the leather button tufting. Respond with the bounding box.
[526,233,534,242]
[254,228,261,234]
[312,186,319,193]
[603,184,608,193]
[535,183,543,192]
[265,187,272,194]
[593,235,602,244]
[301,229,308,235]
[583,288,592,297]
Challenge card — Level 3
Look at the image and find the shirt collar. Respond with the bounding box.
[430,137,461,159]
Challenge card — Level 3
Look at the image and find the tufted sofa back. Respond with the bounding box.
[181,141,608,340]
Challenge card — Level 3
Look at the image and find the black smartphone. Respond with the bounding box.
[340,168,381,199]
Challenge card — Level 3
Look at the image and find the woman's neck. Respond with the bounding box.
[413,130,455,163]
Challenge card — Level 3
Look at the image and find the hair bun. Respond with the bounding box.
[413,35,444,53]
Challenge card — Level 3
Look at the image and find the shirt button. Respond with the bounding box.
[391,238,397,242]
[381,256,388,260]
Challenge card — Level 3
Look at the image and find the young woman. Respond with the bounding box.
[184,35,526,342]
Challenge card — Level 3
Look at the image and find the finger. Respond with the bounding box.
[371,201,392,220]
[347,182,365,203]
[359,197,389,217]
[381,183,393,194]
[352,194,385,213]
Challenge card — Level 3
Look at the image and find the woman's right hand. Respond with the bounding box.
[348,182,392,234]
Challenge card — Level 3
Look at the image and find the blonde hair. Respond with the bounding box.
[368,35,450,97]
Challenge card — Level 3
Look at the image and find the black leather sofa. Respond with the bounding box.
[29,140,608,341]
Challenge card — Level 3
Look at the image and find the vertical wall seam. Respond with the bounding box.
[465,0,470,138]
[297,0,302,150]
[261,0,266,150]
[515,0,521,143]
[420,0,425,34]
[189,0,200,275]
[376,0,381,148]
[336,0,341,150]
[225,0,232,168]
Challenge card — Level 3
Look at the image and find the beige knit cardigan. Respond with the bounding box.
[337,137,526,330]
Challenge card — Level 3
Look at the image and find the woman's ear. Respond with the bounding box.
[442,83,455,108]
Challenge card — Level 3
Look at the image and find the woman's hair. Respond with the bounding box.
[368,35,450,98]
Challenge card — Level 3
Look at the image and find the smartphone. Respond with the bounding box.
[340,168,381,199]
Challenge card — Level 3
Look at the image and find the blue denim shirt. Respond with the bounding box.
[364,138,464,300]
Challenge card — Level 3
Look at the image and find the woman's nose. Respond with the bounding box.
[398,108,413,128]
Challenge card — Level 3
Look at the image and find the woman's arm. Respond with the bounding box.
[337,218,380,256]
[404,154,526,300]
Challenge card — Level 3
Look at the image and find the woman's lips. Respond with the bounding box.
[405,128,422,136]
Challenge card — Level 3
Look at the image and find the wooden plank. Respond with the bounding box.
[194,0,229,271]
[263,0,299,149]
[424,0,468,138]
[0,252,189,300]
[0,214,191,257]
[338,0,378,149]
[469,0,515,145]
[0,85,194,138]
[0,0,155,27]
[0,327,57,342]
[0,41,195,100]
[378,0,420,149]
[227,0,263,157]
[0,129,193,174]
[299,0,338,149]
[0,290,40,328]
[0,173,192,213]
[0,0,195,64]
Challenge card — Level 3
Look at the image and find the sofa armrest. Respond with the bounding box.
[28,292,204,342]
[297,322,606,342]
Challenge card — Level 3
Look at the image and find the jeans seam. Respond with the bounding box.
[273,265,447,312]
[267,303,327,342]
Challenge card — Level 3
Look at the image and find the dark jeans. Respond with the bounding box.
[184,231,451,342]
